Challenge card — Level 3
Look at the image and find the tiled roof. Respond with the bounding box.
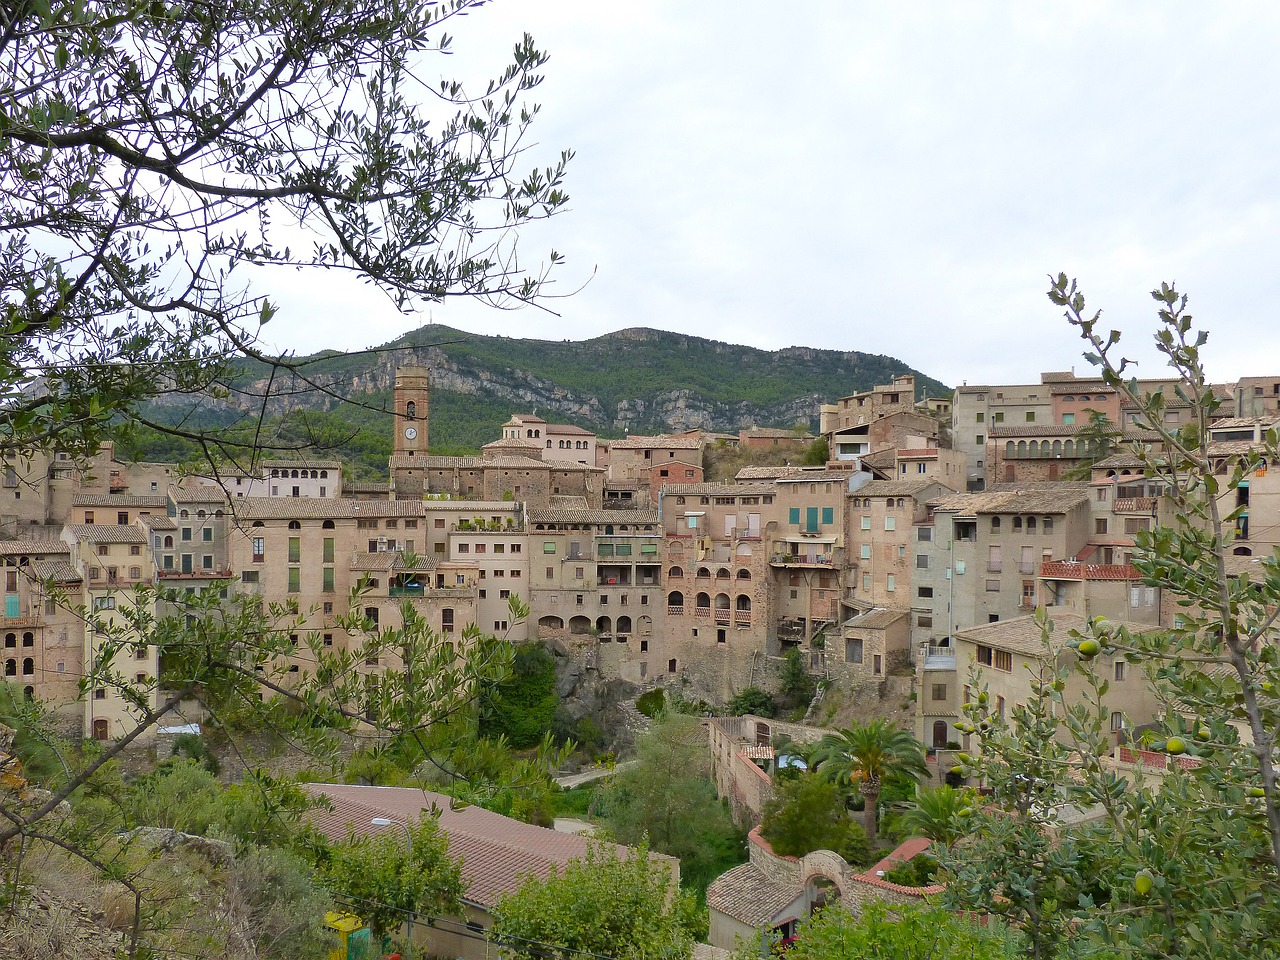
[608,435,703,450]
[1040,561,1142,581]
[350,551,436,572]
[546,424,595,436]
[775,471,853,484]
[1092,453,1147,469]
[740,427,810,439]
[71,494,168,508]
[168,484,233,504]
[30,559,80,583]
[139,514,177,531]
[1207,440,1262,456]
[928,487,1089,514]
[734,466,803,481]
[1209,417,1278,430]
[662,483,776,496]
[64,524,148,544]
[233,498,429,520]
[955,613,1159,658]
[705,862,800,926]
[389,455,601,472]
[0,539,69,556]
[345,481,390,493]
[843,607,908,631]
[261,458,343,469]
[990,424,1088,438]
[850,479,948,498]
[481,438,543,452]
[302,784,674,909]
[896,448,939,458]
[528,508,659,526]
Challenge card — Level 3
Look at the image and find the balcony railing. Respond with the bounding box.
[667,605,684,616]
[734,611,752,626]
[714,609,731,624]
[920,645,957,669]
[693,606,710,619]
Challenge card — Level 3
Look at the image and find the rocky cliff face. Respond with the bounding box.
[148,324,948,446]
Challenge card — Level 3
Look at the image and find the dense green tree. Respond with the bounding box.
[759,773,871,866]
[491,842,693,960]
[725,686,777,717]
[599,713,745,893]
[480,642,559,749]
[322,811,464,945]
[732,902,1020,960]
[1,0,572,463]
[812,719,928,839]
[897,784,977,853]
[945,277,1280,959]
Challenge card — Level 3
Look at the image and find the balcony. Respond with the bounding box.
[693,606,710,619]
[734,611,752,626]
[1113,497,1157,514]
[920,645,957,669]
[1040,560,1142,582]
[667,605,684,616]
[1,615,39,628]
[714,609,731,625]
[388,583,426,598]
[770,554,834,568]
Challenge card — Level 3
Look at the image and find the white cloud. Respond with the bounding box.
[258,1,1280,388]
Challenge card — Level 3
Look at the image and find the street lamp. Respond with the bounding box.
[371,818,414,952]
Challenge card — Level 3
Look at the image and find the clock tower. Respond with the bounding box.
[392,366,429,457]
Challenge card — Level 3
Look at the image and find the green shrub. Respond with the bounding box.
[726,687,776,717]
[635,688,666,718]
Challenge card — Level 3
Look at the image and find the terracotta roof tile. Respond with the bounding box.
[527,508,659,526]
[928,487,1089,514]
[233,498,429,520]
[302,784,674,909]
[850,479,950,498]
[734,466,803,481]
[30,559,80,583]
[0,539,69,555]
[608,435,704,450]
[705,863,800,926]
[843,607,908,630]
[71,494,168,508]
[64,524,148,544]
[662,483,776,496]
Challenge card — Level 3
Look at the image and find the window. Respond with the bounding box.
[821,507,834,525]
[988,545,1002,573]
[457,543,470,554]
[241,571,259,583]
[442,608,454,633]
[323,567,335,593]
[543,542,556,554]
[917,586,933,599]
[994,650,1012,671]
[1095,518,1109,535]
[288,537,300,563]
[976,412,985,422]
[884,516,895,531]
[202,555,213,569]
[545,566,554,579]
[846,638,863,663]
[1062,412,1075,425]
[873,654,883,674]
[985,579,1001,591]
[917,527,932,542]
[202,528,213,542]
[932,683,947,701]
[323,538,335,563]
[862,573,871,591]
[918,615,933,628]
[916,555,928,569]
[287,568,300,593]
[511,543,522,553]
[1043,517,1054,533]
[860,544,871,560]
[993,412,1004,423]
[130,544,142,555]
[1111,711,1125,733]
[788,507,801,525]
[1114,661,1126,681]
[1025,411,1035,422]
[252,537,264,562]
[181,528,192,542]
[975,435,984,445]
[886,574,895,592]
[861,516,871,530]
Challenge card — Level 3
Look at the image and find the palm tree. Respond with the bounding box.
[812,719,928,839]
[898,784,976,853]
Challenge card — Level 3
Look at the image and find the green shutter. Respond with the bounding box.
[788,507,800,525]
[323,567,335,593]
[805,507,819,532]
[288,537,300,563]
[288,568,300,593]
[323,538,335,563]
[821,506,834,525]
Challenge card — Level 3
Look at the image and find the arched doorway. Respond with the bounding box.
[932,720,948,748]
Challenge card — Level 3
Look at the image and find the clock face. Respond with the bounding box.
[404,426,417,440]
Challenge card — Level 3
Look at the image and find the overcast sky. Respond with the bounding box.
[259,1,1280,389]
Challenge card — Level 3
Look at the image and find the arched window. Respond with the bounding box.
[735,595,751,611]
[3,634,13,648]
[991,517,1000,531]
[163,536,173,549]
[406,401,416,419]
[715,593,731,610]
[22,686,33,701]
[288,520,301,530]
[310,470,318,479]
[1005,441,1015,457]
[696,567,711,578]
[595,616,612,634]
[1052,440,1062,457]
[1063,440,1075,457]
[546,440,552,448]
[180,510,189,519]
[4,660,15,676]
[320,470,328,479]
[323,520,335,529]
[21,658,33,675]
[695,592,711,609]
[1017,441,1027,458]
[1063,395,1075,403]
[668,566,684,579]
[617,616,632,634]
[667,591,684,608]
[252,521,264,527]
[1027,516,1037,530]
[197,509,206,519]
[22,632,33,646]
[716,567,730,579]
[736,569,751,580]
[271,469,279,477]
[569,616,590,635]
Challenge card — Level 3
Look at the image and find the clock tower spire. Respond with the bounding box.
[392,366,429,457]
